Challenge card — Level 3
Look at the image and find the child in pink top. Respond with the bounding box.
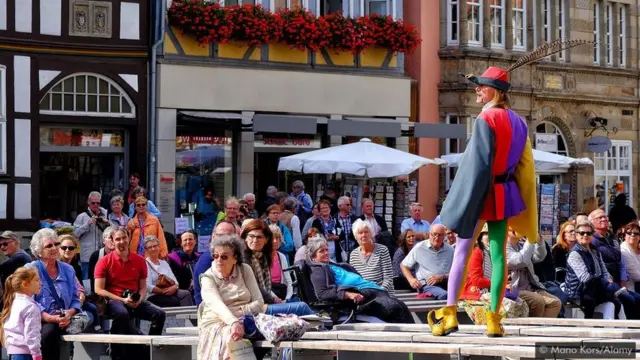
[1,267,42,360]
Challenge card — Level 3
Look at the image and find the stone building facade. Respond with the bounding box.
[438,0,639,214]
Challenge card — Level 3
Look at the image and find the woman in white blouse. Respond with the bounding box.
[620,222,640,292]
[143,235,193,307]
[348,219,395,295]
[268,225,294,301]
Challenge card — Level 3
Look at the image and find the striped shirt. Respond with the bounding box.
[349,244,395,296]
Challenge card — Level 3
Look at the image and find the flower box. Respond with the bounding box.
[359,47,396,68]
[268,43,309,64]
[317,49,356,67]
[218,40,260,60]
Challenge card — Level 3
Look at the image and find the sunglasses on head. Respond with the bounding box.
[44,242,61,249]
[213,253,230,261]
[577,231,593,236]
[60,246,76,251]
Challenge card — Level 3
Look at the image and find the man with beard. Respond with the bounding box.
[94,226,166,359]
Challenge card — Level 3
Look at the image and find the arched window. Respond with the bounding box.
[534,121,568,156]
[39,73,135,118]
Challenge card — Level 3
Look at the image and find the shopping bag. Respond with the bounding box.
[254,313,308,343]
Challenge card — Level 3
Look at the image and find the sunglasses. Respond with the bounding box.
[576,231,594,237]
[44,242,61,249]
[136,203,147,207]
[90,202,100,205]
[60,246,76,251]
[627,232,640,237]
[213,254,230,260]
[0,242,11,248]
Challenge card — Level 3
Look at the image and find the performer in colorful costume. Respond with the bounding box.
[427,39,590,338]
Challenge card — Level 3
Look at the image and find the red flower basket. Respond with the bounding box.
[323,11,374,54]
[226,4,276,46]
[367,14,422,54]
[168,0,232,46]
[273,8,330,52]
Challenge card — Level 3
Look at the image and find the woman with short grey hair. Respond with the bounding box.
[349,219,394,295]
[198,234,265,360]
[109,195,130,227]
[30,228,58,258]
[144,235,193,307]
[304,234,413,323]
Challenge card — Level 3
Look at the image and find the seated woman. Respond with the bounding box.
[295,228,321,264]
[26,228,86,360]
[199,235,266,360]
[620,222,640,292]
[168,229,201,294]
[264,205,295,258]
[306,237,413,323]
[268,225,294,301]
[392,230,415,291]
[565,221,625,319]
[551,222,576,283]
[459,231,529,323]
[241,219,313,316]
[348,219,394,295]
[58,234,102,332]
[144,235,194,307]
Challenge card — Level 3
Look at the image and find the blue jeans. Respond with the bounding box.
[83,301,101,328]
[421,285,448,300]
[81,262,89,280]
[9,355,33,360]
[618,289,640,319]
[266,302,313,316]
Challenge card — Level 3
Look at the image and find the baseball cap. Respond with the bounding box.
[0,231,20,242]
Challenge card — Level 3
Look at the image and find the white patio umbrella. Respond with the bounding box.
[440,149,593,171]
[278,138,446,178]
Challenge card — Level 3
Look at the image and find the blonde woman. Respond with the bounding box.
[58,234,83,283]
[268,224,294,301]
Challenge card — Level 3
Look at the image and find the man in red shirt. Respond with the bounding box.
[94,226,166,349]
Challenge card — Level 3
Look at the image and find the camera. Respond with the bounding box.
[122,289,141,302]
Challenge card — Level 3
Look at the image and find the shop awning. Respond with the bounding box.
[253,114,321,135]
[179,111,245,120]
[328,118,402,137]
[414,123,467,139]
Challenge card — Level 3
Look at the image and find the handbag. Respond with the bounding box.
[254,313,308,343]
[35,261,90,334]
[146,259,177,289]
[86,293,108,316]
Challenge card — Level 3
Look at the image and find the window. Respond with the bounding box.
[512,0,526,50]
[619,5,626,67]
[467,0,482,45]
[489,0,504,47]
[176,132,234,239]
[444,115,474,190]
[272,0,307,11]
[605,3,612,65]
[543,0,551,43]
[0,66,5,174]
[594,140,633,212]
[594,3,600,64]
[364,0,392,16]
[557,0,565,60]
[39,73,135,118]
[447,0,459,45]
[535,122,568,157]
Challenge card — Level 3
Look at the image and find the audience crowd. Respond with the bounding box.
[2,178,640,360]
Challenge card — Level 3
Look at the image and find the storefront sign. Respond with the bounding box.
[535,133,558,152]
[255,137,321,149]
[40,128,124,147]
[586,136,612,153]
[176,136,231,150]
[158,175,175,214]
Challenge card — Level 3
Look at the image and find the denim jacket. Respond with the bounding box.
[26,260,82,315]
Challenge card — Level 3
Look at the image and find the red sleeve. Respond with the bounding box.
[468,247,491,289]
[94,256,108,279]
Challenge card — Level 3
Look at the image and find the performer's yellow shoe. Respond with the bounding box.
[486,311,504,337]
[427,305,458,336]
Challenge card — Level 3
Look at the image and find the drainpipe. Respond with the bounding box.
[148,0,165,204]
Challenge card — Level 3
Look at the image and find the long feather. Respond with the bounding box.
[506,39,593,73]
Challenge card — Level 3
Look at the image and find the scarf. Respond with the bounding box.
[320,217,336,238]
[482,247,492,280]
[250,251,271,293]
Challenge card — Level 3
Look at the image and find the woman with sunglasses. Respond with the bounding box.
[565,221,625,319]
[620,222,640,292]
[25,229,86,360]
[128,196,168,259]
[198,235,266,360]
[58,234,103,333]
